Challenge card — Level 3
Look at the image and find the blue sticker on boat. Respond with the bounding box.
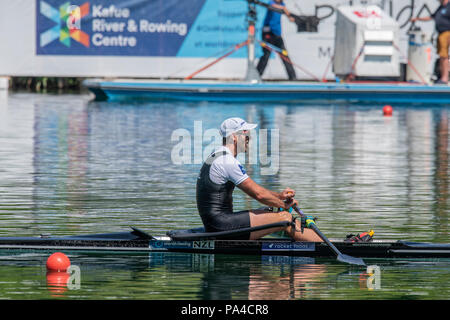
[262,242,315,251]
[149,240,193,251]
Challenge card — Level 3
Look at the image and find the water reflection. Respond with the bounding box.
[146,253,368,299]
[433,110,449,241]
[0,94,448,244]
[2,250,449,300]
[248,258,327,300]
[1,252,385,299]
[33,97,89,231]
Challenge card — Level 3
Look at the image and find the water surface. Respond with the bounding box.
[0,92,448,299]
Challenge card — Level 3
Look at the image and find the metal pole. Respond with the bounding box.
[245,2,262,83]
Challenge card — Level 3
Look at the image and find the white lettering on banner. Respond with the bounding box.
[89,8,188,49]
[92,19,126,32]
[89,2,189,50]
[92,5,130,18]
[139,20,188,36]
[92,34,137,47]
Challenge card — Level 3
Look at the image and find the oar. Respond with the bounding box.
[292,204,366,266]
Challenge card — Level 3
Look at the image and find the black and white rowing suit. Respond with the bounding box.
[196,146,251,236]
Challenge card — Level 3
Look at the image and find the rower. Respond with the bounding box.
[196,117,321,241]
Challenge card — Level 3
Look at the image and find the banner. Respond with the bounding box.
[36,0,205,56]
[0,0,441,78]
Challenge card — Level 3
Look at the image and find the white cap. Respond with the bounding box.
[219,117,257,137]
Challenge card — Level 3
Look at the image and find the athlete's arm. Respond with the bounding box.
[237,177,297,209]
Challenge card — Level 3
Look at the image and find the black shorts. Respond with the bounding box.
[201,210,251,238]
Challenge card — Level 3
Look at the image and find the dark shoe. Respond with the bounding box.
[435,79,448,85]
[344,230,374,242]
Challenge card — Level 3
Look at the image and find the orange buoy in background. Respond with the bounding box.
[383,105,393,116]
[46,252,71,271]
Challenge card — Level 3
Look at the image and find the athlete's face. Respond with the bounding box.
[234,130,250,154]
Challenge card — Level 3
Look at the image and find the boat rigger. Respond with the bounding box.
[0,226,448,259]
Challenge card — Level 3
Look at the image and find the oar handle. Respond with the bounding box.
[292,204,334,244]
[292,204,305,217]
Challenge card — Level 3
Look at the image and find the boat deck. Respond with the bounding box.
[0,230,449,259]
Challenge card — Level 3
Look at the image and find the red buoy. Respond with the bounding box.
[383,105,393,116]
[46,252,71,271]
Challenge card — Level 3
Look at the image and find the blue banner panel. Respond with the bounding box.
[177,0,265,58]
[36,0,206,56]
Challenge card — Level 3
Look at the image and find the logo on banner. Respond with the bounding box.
[39,1,90,48]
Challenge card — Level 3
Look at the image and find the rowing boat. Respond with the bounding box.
[0,227,448,259]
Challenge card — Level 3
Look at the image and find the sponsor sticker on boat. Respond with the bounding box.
[193,241,215,250]
[149,240,193,251]
[262,242,315,252]
[149,240,215,251]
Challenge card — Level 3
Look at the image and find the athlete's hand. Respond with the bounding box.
[280,188,295,200]
[283,197,298,210]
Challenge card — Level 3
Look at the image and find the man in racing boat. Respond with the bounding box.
[196,117,321,241]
